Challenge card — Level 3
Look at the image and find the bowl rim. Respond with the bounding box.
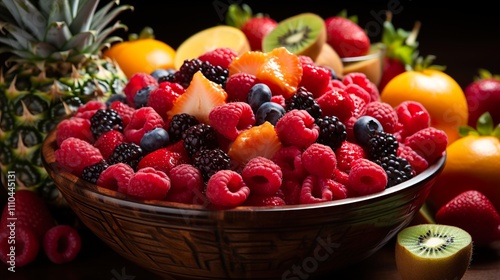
[42,128,446,213]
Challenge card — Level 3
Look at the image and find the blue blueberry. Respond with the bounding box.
[255,102,286,125]
[105,93,127,107]
[134,85,155,108]
[151,68,175,81]
[247,83,272,113]
[353,115,384,146]
[140,127,170,154]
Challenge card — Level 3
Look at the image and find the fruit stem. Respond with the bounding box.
[459,112,500,139]
[406,21,421,46]
[128,26,155,41]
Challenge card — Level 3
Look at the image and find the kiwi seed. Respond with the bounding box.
[262,13,326,60]
[395,224,473,280]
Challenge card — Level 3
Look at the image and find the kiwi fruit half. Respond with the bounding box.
[262,13,326,61]
[395,224,473,280]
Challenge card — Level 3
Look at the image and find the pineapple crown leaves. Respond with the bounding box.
[459,112,500,139]
[381,11,420,66]
[0,0,133,67]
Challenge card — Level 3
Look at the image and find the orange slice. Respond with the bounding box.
[228,121,283,165]
[167,71,227,124]
[228,51,268,76]
[256,47,303,98]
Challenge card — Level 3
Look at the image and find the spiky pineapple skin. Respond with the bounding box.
[0,59,127,205]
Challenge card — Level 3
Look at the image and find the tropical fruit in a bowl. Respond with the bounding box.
[0,0,130,205]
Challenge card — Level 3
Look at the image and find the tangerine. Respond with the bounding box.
[380,69,468,144]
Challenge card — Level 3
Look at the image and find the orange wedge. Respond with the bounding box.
[256,47,303,98]
[228,51,268,76]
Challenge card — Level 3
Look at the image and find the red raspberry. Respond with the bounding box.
[198,47,238,68]
[74,100,106,119]
[301,143,337,178]
[349,93,368,119]
[43,225,81,264]
[365,101,399,133]
[147,85,181,121]
[271,94,286,107]
[109,101,135,128]
[209,102,255,141]
[0,225,40,267]
[127,167,171,200]
[298,63,331,98]
[55,137,103,176]
[137,147,188,176]
[333,169,350,189]
[316,88,354,123]
[166,164,206,205]
[404,127,448,164]
[299,175,334,204]
[323,178,349,200]
[124,107,165,145]
[280,179,302,205]
[344,116,358,143]
[342,72,379,102]
[243,194,286,206]
[397,143,429,175]
[225,72,259,102]
[344,83,371,104]
[395,100,431,139]
[242,156,283,196]
[335,140,366,173]
[348,158,387,196]
[271,146,306,182]
[275,109,319,149]
[298,55,315,65]
[93,130,125,160]
[329,79,346,89]
[124,72,158,107]
[0,189,56,241]
[97,163,134,193]
[206,170,250,209]
[56,117,94,146]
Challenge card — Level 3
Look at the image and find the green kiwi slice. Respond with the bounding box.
[262,13,326,60]
[395,224,473,280]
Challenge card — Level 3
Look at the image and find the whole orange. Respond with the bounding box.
[380,69,468,144]
[427,135,500,213]
[103,28,176,78]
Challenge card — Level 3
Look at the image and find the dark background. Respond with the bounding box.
[117,0,500,89]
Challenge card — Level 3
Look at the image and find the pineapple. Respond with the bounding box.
[0,0,132,206]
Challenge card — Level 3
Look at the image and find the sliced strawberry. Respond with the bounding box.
[256,47,303,98]
[167,71,227,124]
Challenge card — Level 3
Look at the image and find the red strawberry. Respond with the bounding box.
[324,12,370,58]
[435,190,500,246]
[464,69,500,127]
[225,4,277,51]
[378,12,420,91]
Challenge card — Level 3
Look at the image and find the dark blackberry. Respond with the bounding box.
[192,148,231,181]
[108,142,143,170]
[81,160,109,184]
[315,116,347,150]
[366,130,398,160]
[167,113,200,143]
[375,155,414,188]
[172,59,229,88]
[90,108,123,139]
[182,123,218,157]
[285,87,322,119]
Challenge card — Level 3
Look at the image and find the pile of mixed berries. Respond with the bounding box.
[53,47,448,209]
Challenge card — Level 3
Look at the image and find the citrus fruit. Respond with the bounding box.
[380,68,468,144]
[174,25,250,70]
[427,134,500,213]
[104,27,176,78]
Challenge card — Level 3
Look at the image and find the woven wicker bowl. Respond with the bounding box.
[42,129,445,280]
